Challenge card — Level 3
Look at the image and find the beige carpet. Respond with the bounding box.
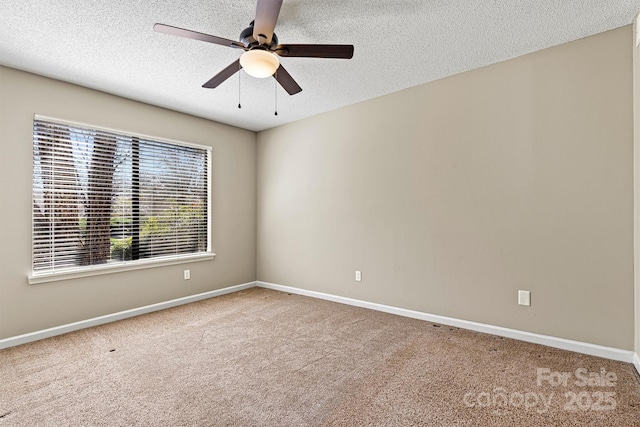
[1,287,639,426]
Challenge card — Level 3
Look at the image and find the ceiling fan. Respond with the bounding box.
[154,0,354,95]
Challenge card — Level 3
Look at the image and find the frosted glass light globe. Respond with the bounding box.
[240,50,280,78]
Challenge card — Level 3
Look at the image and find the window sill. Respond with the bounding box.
[28,252,215,285]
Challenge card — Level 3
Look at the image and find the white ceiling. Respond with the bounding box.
[1,1,639,132]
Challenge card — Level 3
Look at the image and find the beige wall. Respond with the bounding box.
[257,27,634,350]
[0,66,257,339]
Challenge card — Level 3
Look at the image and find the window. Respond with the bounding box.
[31,116,211,282]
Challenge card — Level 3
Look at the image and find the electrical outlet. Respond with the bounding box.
[518,290,530,306]
[355,271,362,282]
[184,269,191,280]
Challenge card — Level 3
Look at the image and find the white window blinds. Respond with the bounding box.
[32,117,210,275]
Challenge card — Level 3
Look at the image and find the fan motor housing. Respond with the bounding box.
[239,22,278,49]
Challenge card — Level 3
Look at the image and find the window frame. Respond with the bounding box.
[28,115,214,285]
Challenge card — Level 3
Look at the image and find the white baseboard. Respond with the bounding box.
[257,281,636,364]
[0,281,256,350]
[4,279,638,373]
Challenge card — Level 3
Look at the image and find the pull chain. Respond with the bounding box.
[274,69,278,116]
[238,63,242,109]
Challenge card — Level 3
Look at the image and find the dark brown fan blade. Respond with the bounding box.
[253,0,283,45]
[154,23,245,49]
[202,59,242,88]
[275,44,354,59]
[273,64,302,95]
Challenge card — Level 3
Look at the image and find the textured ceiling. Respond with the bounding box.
[1,1,639,132]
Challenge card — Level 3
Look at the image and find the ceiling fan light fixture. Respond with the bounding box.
[240,49,279,78]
